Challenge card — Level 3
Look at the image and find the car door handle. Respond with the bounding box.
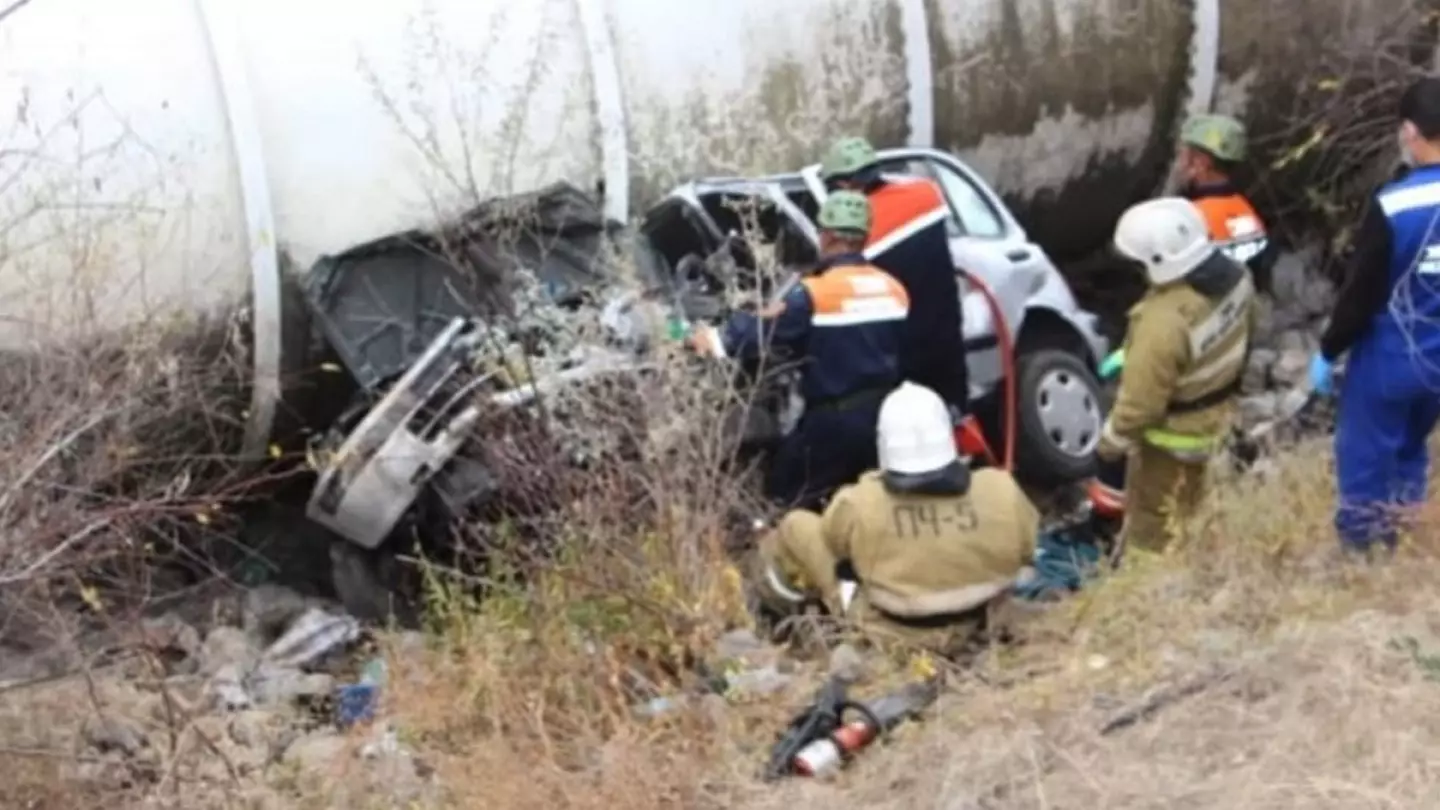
[1005,249,1032,263]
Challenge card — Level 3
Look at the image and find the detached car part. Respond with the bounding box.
[306,312,658,549]
[306,317,491,549]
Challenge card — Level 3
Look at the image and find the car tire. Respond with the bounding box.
[1012,348,1103,485]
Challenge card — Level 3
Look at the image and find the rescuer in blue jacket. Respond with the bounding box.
[688,191,911,509]
[819,136,969,417]
[1309,76,1440,557]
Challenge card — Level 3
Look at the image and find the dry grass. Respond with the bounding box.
[351,437,1440,810]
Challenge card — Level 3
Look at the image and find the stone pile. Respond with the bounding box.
[1238,247,1337,429]
[0,584,433,808]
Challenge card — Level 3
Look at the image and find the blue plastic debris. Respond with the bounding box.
[335,658,387,728]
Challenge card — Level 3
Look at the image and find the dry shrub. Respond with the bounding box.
[1246,3,1438,253]
[377,321,781,809]
[0,307,285,808]
[0,311,273,631]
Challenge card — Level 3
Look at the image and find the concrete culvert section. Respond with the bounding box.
[4,1,1440,805]
[2,0,1433,457]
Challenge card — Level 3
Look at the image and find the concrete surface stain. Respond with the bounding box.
[926,0,1192,259]
[1213,0,1435,242]
[619,1,909,207]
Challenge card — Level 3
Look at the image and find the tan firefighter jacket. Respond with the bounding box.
[822,469,1037,619]
[1100,252,1258,463]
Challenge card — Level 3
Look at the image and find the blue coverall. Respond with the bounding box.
[720,253,909,510]
[1320,163,1440,550]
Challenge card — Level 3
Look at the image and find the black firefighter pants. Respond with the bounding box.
[765,404,882,511]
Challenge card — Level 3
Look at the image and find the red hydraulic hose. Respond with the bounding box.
[960,271,1017,472]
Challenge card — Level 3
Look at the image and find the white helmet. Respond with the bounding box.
[1113,197,1214,286]
[877,382,958,476]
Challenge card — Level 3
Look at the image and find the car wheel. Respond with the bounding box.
[1012,348,1103,485]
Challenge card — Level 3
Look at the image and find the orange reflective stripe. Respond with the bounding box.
[865,179,948,258]
[802,264,910,327]
[1192,194,1266,244]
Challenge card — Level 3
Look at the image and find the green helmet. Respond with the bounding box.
[1180,114,1248,163]
[817,190,872,235]
[820,136,879,181]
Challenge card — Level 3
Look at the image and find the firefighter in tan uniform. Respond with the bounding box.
[750,382,1038,656]
[1099,197,1258,557]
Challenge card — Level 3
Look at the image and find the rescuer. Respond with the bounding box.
[748,382,1037,656]
[819,136,970,417]
[1098,197,1257,558]
[1308,76,1440,558]
[687,191,909,510]
[1173,113,1279,294]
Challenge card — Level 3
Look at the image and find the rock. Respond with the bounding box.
[199,626,261,677]
[83,714,149,757]
[188,714,267,777]
[209,663,254,711]
[698,693,730,730]
[287,728,433,805]
[1274,328,1317,355]
[1271,349,1311,387]
[826,642,869,684]
[228,709,279,749]
[1250,295,1279,347]
[0,642,81,686]
[249,666,335,706]
[714,628,775,668]
[389,631,427,661]
[1237,394,1279,427]
[243,585,310,643]
[1246,457,1282,482]
[632,695,687,719]
[161,674,208,709]
[1242,348,1277,392]
[135,614,202,664]
[1268,248,1332,329]
[722,664,793,698]
[282,731,349,772]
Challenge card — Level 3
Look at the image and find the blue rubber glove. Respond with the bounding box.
[1308,352,1334,396]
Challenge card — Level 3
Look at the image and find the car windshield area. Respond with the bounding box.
[866,156,1008,240]
[697,191,818,273]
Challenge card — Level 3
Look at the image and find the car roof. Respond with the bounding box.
[685,173,808,195]
[679,147,955,194]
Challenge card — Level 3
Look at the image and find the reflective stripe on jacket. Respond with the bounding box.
[1102,252,1257,462]
[720,253,909,403]
[1370,165,1440,364]
[861,177,969,407]
[1191,193,1269,266]
[866,178,949,259]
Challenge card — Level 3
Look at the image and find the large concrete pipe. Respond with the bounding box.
[0,0,1433,459]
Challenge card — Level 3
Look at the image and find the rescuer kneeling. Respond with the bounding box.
[748,382,1038,657]
[1098,197,1258,558]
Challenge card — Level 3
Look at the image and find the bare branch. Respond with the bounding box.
[0,0,34,27]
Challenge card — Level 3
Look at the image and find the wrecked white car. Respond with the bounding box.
[639,147,1111,484]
